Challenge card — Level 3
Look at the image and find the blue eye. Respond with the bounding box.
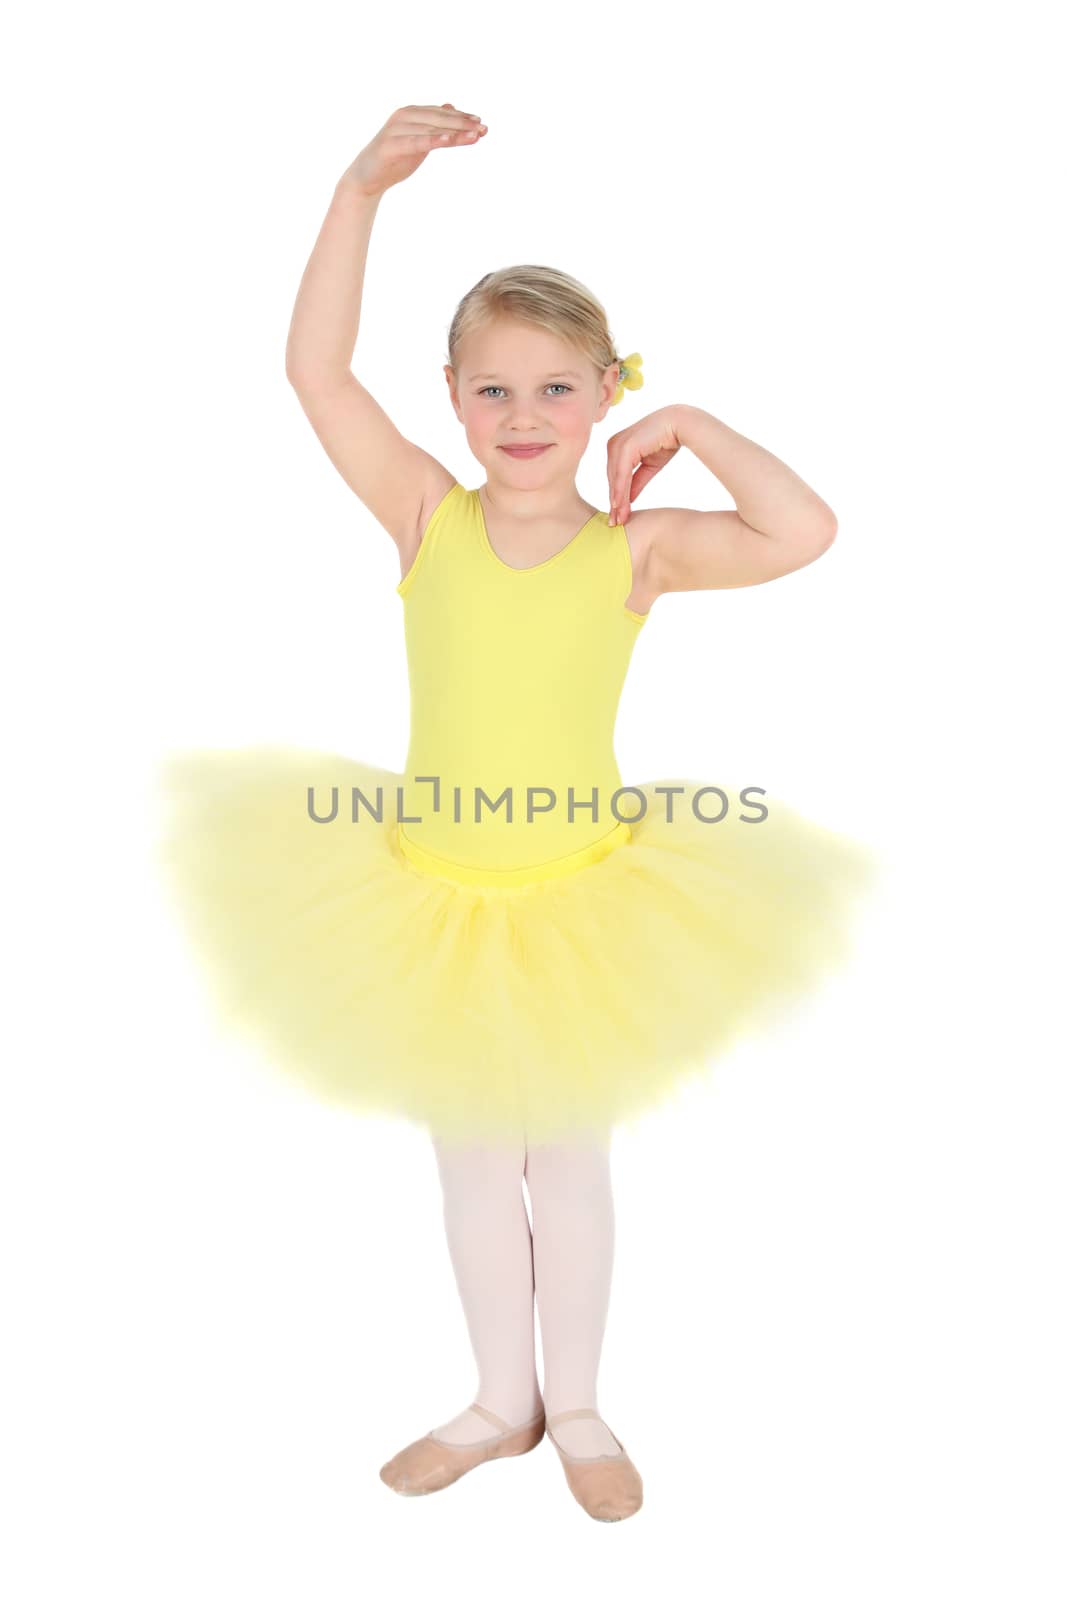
[477,384,572,398]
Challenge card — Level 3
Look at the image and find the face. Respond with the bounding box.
[445,318,619,484]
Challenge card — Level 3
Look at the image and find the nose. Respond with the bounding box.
[502,399,547,429]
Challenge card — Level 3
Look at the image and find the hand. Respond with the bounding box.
[607,406,684,525]
[342,102,487,198]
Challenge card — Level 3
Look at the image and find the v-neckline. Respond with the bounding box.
[474,488,602,574]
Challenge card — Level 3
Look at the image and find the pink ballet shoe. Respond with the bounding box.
[545,1408,644,1521]
[379,1402,546,1496]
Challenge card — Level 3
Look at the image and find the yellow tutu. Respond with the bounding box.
[156,482,880,1142]
[153,744,878,1144]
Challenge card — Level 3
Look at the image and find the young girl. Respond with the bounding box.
[156,103,878,1522]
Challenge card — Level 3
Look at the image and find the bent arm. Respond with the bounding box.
[646,406,839,594]
[670,405,836,540]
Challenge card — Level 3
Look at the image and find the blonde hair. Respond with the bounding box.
[447,264,631,390]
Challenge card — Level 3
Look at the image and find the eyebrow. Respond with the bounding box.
[468,370,584,382]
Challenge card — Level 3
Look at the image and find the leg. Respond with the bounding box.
[524,1131,623,1458]
[427,1132,543,1443]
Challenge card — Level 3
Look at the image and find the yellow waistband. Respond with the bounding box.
[395,819,633,888]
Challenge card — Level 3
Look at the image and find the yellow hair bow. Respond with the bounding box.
[611,351,644,406]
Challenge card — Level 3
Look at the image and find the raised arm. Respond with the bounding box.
[284,105,486,557]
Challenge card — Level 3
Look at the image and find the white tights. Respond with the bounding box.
[427,1132,623,1459]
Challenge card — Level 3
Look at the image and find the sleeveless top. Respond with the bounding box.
[394,482,648,888]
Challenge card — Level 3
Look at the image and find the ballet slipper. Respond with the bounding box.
[545,1408,644,1521]
[379,1402,546,1496]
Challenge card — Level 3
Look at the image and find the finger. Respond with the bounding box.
[628,463,658,502]
[617,467,659,522]
[406,104,484,126]
[614,472,649,525]
[392,116,487,144]
[391,122,487,147]
[609,457,637,524]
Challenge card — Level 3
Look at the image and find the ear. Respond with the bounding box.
[595,364,620,419]
[444,365,462,420]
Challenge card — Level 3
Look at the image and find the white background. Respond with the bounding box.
[4,1,1064,1594]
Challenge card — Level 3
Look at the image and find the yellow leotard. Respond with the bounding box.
[394,482,645,886]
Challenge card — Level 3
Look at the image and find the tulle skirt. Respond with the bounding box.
[153,745,880,1144]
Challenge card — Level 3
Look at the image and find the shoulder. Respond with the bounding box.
[397,474,464,587]
[415,470,465,541]
[615,504,661,615]
[396,475,467,593]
